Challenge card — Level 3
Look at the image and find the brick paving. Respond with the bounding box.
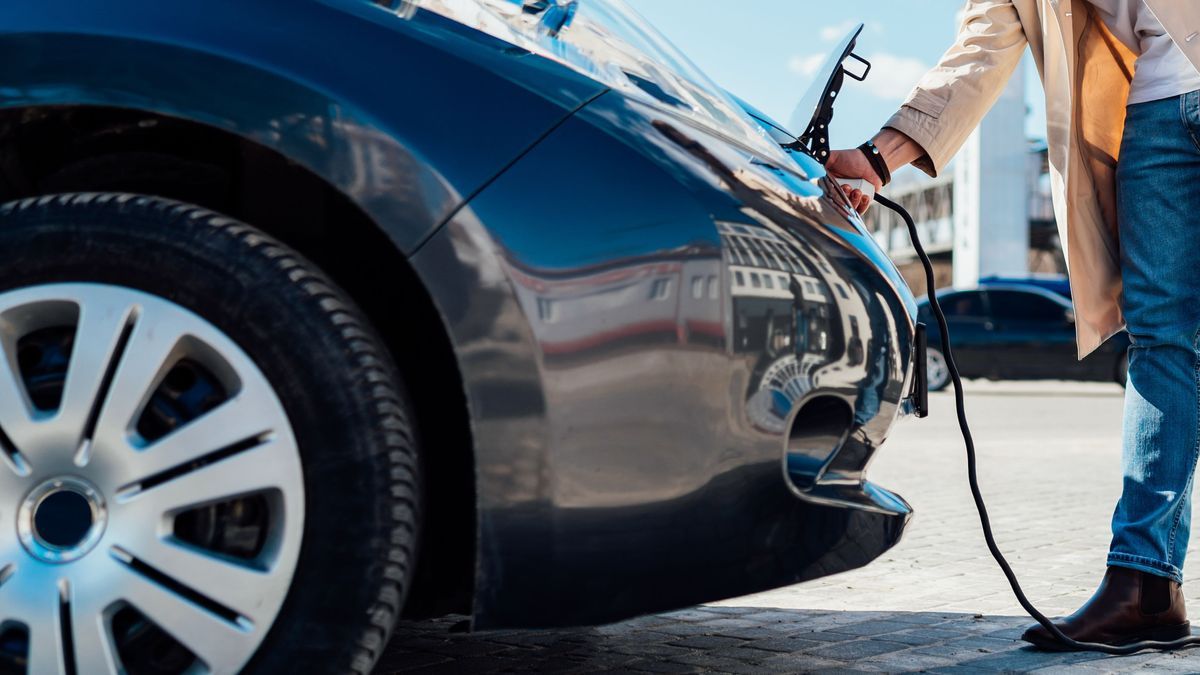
[380,382,1200,672]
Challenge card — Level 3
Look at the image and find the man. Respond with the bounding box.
[828,0,1200,649]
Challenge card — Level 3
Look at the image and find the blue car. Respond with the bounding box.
[918,284,1129,391]
[979,274,1073,300]
[0,2,922,673]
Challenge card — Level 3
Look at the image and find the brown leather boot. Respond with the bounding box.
[1021,567,1190,650]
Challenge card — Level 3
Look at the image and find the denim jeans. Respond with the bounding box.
[1108,89,1200,583]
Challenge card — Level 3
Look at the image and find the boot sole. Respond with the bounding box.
[1023,621,1192,651]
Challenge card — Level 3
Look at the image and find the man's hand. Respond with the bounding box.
[826,129,924,214]
[826,149,882,214]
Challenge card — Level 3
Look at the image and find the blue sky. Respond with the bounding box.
[625,0,1046,149]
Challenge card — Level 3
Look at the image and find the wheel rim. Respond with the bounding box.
[926,348,950,390]
[0,283,304,675]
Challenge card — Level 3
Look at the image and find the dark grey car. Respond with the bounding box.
[0,1,921,672]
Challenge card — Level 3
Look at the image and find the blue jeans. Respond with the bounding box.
[1108,89,1200,583]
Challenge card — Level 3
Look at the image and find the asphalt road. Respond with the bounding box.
[381,381,1200,673]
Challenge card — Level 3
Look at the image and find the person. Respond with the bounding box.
[827,0,1200,649]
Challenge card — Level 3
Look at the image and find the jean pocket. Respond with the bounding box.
[1181,91,1200,152]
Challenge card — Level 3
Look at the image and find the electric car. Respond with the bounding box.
[0,2,921,673]
[919,286,1130,391]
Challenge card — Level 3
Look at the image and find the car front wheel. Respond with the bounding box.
[0,194,418,675]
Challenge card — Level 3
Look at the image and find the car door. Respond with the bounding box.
[983,289,1081,379]
[937,291,994,377]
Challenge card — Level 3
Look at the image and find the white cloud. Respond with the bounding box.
[819,20,859,42]
[818,20,885,42]
[787,53,826,78]
[786,50,927,101]
[860,52,929,99]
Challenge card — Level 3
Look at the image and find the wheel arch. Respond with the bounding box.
[0,102,478,618]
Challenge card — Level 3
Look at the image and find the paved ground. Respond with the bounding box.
[380,381,1200,673]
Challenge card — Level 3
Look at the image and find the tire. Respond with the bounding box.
[926,346,951,392]
[1116,350,1129,388]
[0,193,419,675]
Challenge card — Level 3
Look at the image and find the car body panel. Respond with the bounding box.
[0,0,605,253]
[413,90,916,628]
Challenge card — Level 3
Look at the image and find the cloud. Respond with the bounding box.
[786,50,927,100]
[819,20,860,42]
[787,53,827,78]
[818,20,885,42]
[860,53,929,99]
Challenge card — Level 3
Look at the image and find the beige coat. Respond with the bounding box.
[884,0,1200,358]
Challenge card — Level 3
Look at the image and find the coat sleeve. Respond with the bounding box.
[883,0,1029,176]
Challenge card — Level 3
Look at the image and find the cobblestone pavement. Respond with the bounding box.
[380,381,1200,673]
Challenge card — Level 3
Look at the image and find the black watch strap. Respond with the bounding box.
[858,140,891,187]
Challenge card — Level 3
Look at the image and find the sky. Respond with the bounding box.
[624,0,1047,150]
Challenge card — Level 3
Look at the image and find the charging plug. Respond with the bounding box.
[836,178,876,201]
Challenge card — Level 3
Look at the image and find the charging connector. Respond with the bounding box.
[836,178,875,201]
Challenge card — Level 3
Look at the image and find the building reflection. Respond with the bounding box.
[505,244,724,359]
[499,211,888,445]
[721,221,859,434]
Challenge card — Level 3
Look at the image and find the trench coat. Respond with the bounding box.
[884,0,1200,358]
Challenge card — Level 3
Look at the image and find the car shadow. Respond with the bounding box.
[378,606,1198,673]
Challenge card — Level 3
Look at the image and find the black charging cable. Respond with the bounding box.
[873,192,1200,655]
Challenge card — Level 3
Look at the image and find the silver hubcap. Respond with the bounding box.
[927,348,950,389]
[0,284,304,675]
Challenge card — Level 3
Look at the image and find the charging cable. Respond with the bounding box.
[872,192,1200,654]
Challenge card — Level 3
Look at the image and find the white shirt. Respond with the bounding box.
[1088,0,1200,104]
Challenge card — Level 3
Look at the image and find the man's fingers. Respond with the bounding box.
[836,179,874,213]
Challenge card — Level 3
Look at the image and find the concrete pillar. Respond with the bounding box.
[952,56,1029,288]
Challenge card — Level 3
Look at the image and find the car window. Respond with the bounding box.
[987,290,1066,323]
[939,293,986,319]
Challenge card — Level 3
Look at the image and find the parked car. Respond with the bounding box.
[0,2,922,673]
[918,285,1129,391]
[979,274,1072,300]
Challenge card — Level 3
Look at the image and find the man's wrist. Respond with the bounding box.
[871,128,923,174]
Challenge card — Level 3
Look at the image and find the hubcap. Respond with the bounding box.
[0,283,305,675]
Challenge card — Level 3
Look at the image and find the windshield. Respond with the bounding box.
[393,0,792,165]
